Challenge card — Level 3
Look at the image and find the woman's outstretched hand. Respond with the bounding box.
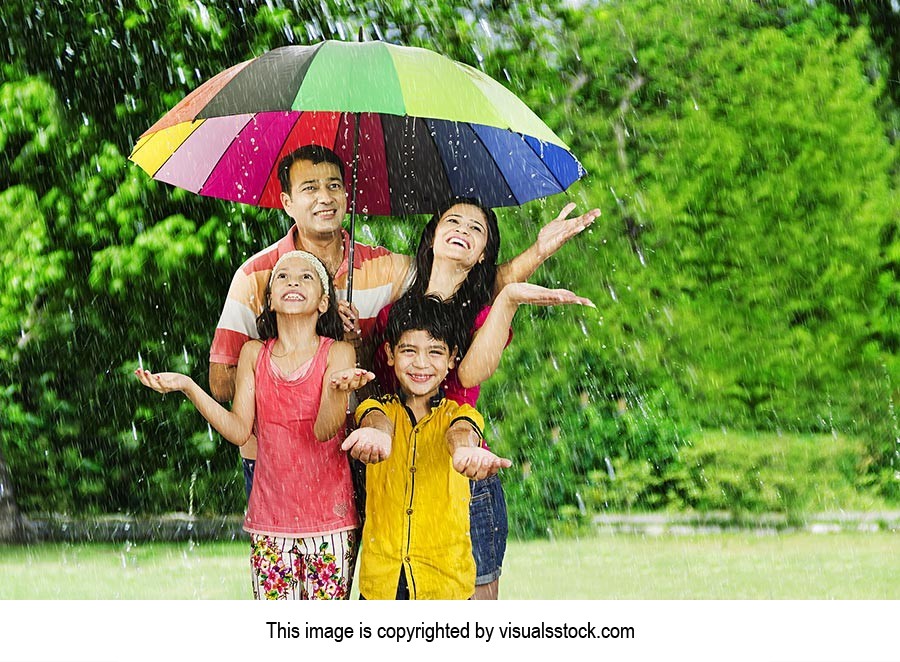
[536,203,600,260]
[328,367,376,392]
[134,368,192,394]
[501,282,595,308]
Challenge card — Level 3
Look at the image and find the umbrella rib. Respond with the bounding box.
[253,112,299,204]
[422,118,456,208]
[138,121,203,178]
[469,125,524,206]
[524,136,567,193]
[195,118,254,198]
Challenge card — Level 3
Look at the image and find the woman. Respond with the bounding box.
[371,198,594,599]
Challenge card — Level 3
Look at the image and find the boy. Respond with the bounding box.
[342,297,511,599]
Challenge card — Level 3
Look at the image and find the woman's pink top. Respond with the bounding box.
[373,304,512,407]
[244,336,359,538]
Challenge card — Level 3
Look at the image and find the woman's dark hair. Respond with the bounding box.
[402,197,500,356]
[385,294,466,354]
[256,259,343,341]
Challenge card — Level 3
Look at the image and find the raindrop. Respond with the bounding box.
[575,492,586,516]
[604,457,616,480]
[183,346,190,364]
[195,1,211,28]
[131,422,138,441]
[138,352,144,371]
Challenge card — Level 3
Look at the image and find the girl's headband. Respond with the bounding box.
[269,250,331,291]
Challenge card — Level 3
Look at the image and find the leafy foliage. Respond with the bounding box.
[0,0,897,533]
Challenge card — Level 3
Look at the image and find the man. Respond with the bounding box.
[209,144,599,492]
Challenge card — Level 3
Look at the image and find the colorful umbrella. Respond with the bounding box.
[129,40,586,296]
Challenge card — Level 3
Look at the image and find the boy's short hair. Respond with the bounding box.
[277,145,346,194]
[385,295,466,352]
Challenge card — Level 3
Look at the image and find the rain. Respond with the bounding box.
[0,0,899,655]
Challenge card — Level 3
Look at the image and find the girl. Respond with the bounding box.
[371,198,594,599]
[136,250,374,600]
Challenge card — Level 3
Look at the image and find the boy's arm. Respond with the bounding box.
[494,203,600,295]
[447,418,512,481]
[341,407,393,464]
[136,341,259,446]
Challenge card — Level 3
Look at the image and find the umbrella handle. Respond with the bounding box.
[346,112,360,305]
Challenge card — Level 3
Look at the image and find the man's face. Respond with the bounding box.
[280,159,347,239]
[385,329,457,399]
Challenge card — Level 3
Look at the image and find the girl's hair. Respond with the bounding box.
[400,197,500,356]
[255,254,344,341]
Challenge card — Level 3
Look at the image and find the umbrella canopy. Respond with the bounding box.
[129,41,585,215]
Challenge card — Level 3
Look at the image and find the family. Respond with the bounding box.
[135,145,599,600]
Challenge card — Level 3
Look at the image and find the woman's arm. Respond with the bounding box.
[457,283,595,388]
[494,203,600,296]
[135,341,260,446]
[314,341,375,441]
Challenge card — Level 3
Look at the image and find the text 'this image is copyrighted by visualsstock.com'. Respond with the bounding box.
[266,619,634,643]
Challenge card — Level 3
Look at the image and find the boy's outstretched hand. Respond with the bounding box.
[134,369,192,394]
[342,426,392,464]
[328,368,375,391]
[452,447,512,481]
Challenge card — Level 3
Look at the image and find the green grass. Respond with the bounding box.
[0,532,896,599]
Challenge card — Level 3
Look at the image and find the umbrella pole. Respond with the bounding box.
[346,112,361,305]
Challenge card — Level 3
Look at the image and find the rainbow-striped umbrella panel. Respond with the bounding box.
[130,41,585,215]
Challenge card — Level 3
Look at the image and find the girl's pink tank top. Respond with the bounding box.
[243,336,359,537]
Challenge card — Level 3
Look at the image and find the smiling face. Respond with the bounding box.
[279,159,348,240]
[385,329,457,400]
[269,256,329,316]
[431,203,490,268]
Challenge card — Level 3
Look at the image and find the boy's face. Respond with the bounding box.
[385,329,457,399]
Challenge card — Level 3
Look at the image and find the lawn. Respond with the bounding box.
[0,531,895,599]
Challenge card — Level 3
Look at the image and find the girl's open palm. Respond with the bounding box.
[328,368,376,392]
[135,369,192,394]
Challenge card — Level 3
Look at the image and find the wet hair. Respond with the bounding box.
[401,197,500,356]
[255,254,343,341]
[384,295,465,355]
[277,145,346,194]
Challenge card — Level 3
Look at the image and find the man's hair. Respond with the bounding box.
[277,145,346,194]
[385,295,466,353]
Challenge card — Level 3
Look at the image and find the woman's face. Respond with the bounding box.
[431,203,490,268]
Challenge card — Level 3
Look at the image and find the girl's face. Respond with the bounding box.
[431,203,489,268]
[269,256,329,316]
